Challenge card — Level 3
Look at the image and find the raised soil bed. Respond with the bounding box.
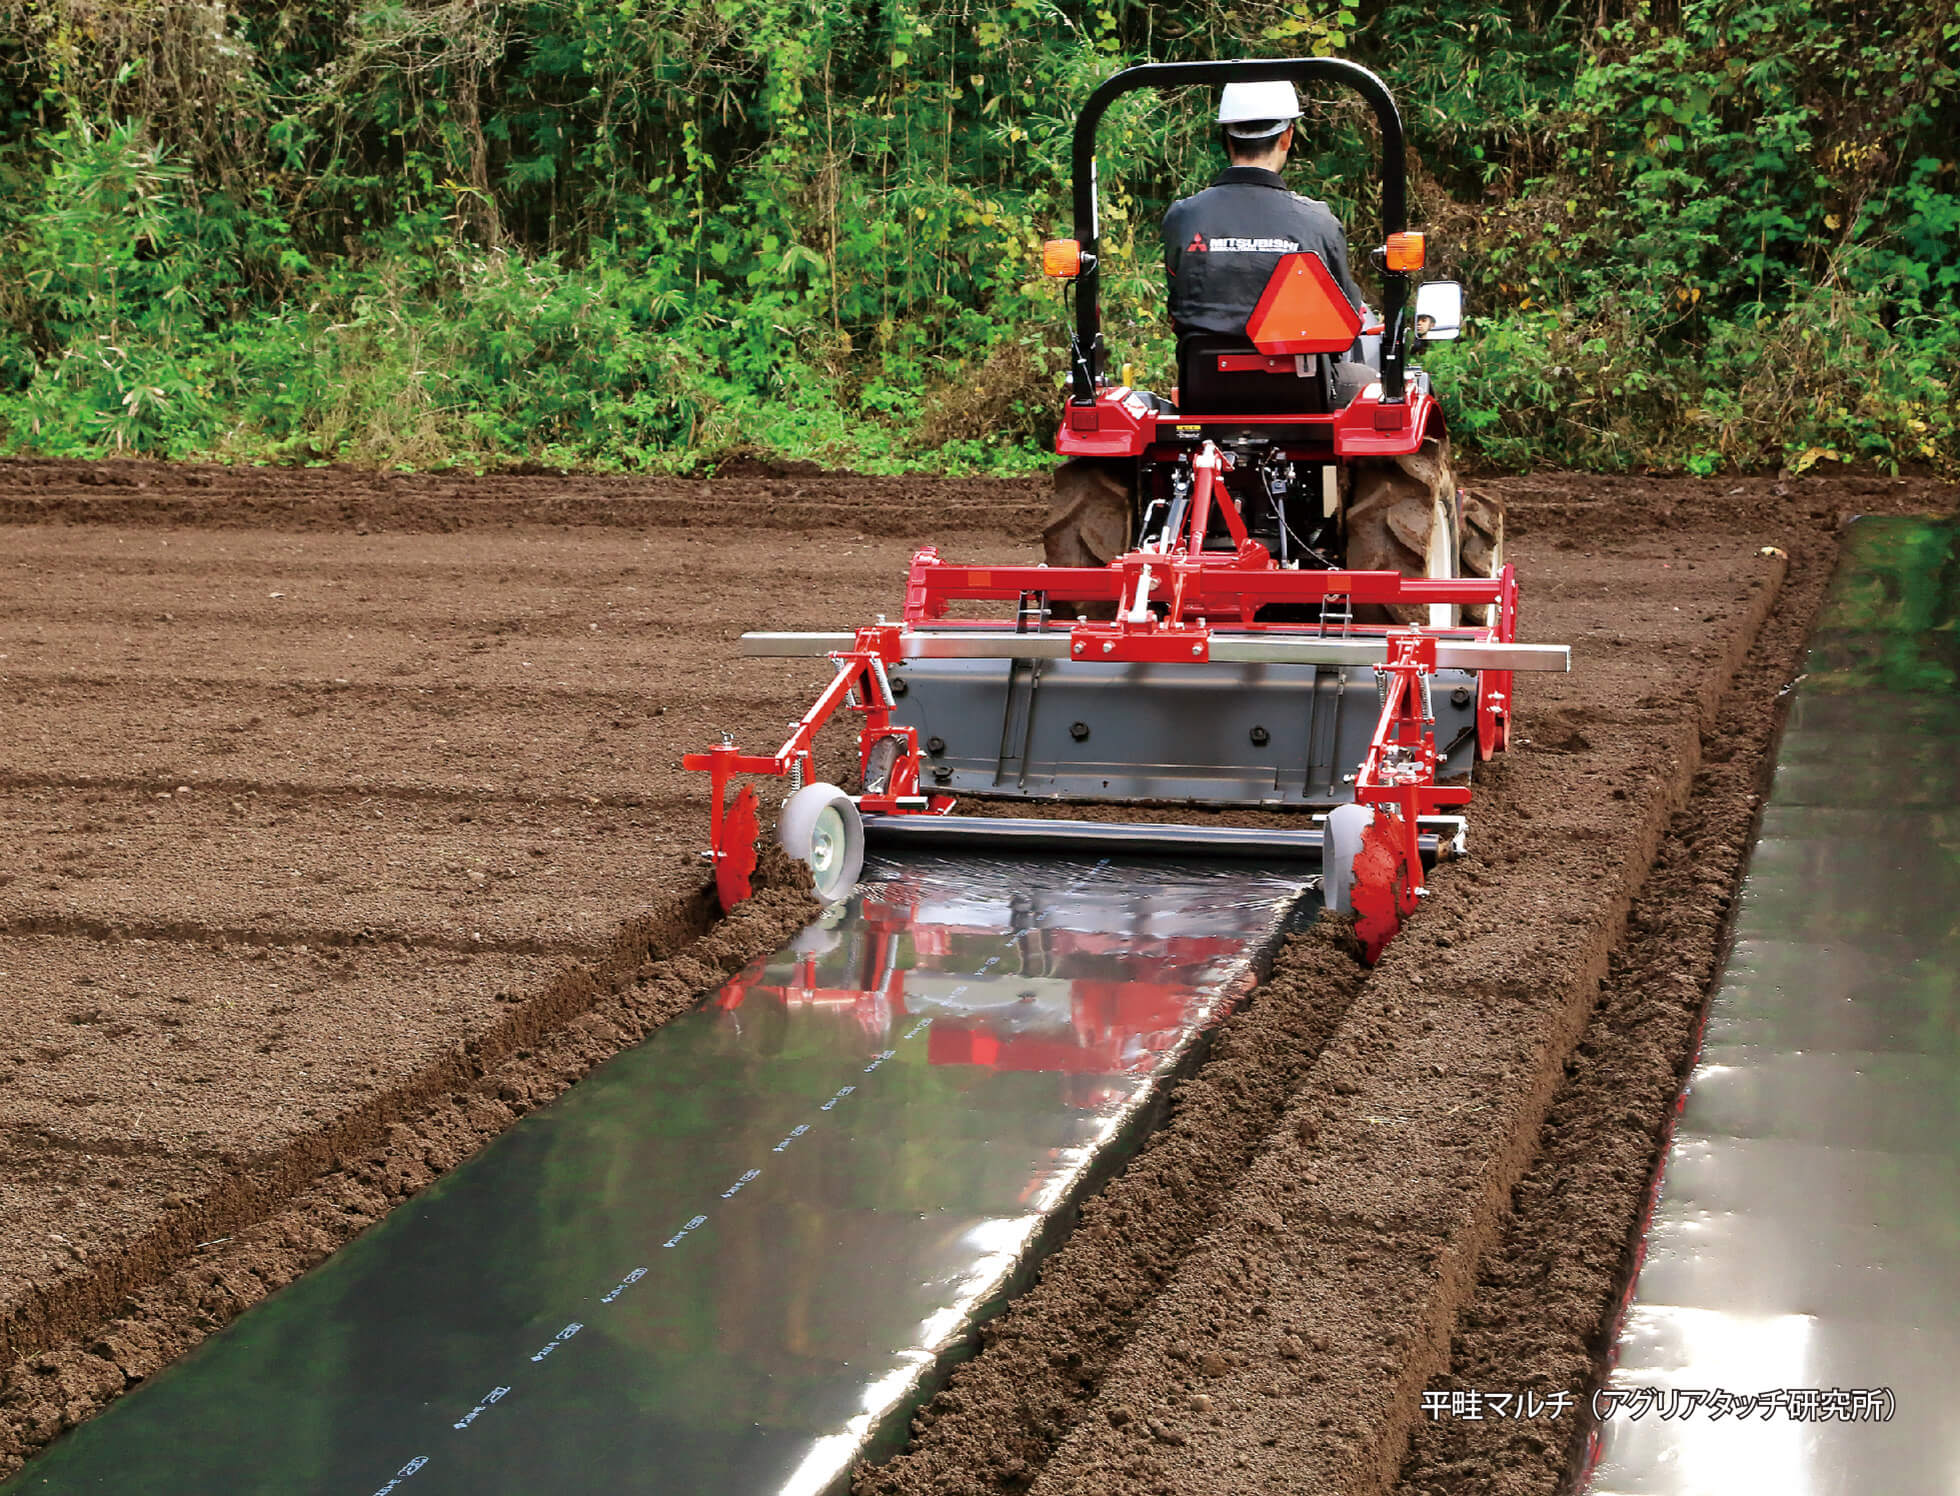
[0,457,1952,1488]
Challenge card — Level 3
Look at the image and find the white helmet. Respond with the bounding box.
[1218,80,1301,140]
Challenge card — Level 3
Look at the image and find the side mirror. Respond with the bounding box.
[1413,280,1464,342]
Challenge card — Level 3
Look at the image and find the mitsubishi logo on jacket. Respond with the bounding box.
[1163,163,1364,337]
[1201,235,1301,253]
[1187,231,1301,255]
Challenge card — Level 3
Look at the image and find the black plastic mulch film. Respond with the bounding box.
[9,854,1316,1495]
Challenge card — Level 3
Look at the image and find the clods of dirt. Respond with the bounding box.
[0,458,1953,1486]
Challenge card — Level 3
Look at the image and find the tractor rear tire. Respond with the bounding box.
[1044,458,1135,569]
[1043,457,1135,619]
[1346,435,1458,626]
[1458,486,1506,625]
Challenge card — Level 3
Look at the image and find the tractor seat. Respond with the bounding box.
[1175,334,1375,416]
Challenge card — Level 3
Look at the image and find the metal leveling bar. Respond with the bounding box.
[741,631,1571,672]
[862,814,1444,864]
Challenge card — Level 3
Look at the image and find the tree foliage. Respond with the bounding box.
[0,0,1952,472]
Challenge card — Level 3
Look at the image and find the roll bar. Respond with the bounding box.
[1068,58,1410,405]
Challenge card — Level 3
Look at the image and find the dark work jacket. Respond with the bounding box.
[1163,166,1365,337]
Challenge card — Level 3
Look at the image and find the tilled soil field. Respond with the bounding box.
[0,457,1953,1489]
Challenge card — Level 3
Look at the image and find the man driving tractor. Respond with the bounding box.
[1043,63,1497,623]
[1162,81,1367,336]
[1044,78,1387,576]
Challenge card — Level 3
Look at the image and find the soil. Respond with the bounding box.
[0,457,1048,537]
[0,455,1954,1487]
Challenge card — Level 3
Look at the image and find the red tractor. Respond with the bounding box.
[687,59,1564,962]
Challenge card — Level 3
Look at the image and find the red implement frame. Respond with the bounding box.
[901,445,1517,646]
[686,442,1525,960]
[1344,633,1473,959]
[681,622,953,904]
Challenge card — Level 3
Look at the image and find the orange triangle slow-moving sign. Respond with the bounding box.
[1245,252,1362,355]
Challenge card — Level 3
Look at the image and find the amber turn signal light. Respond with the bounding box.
[1384,231,1426,272]
[1042,238,1083,278]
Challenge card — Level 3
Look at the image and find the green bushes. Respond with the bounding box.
[1412,3,1960,475]
[1428,270,1959,474]
[0,0,1952,475]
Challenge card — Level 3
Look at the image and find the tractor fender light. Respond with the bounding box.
[1385,231,1426,272]
[1042,239,1083,278]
